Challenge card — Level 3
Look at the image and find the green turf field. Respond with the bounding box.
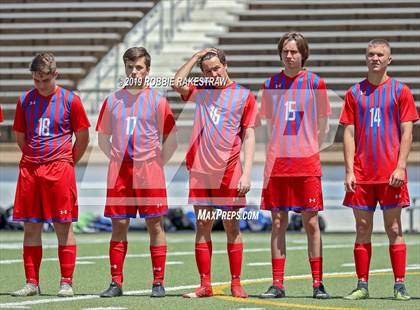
[0,232,419,309]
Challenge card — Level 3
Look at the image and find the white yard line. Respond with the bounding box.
[1,267,419,308]
[2,240,419,265]
[247,262,271,266]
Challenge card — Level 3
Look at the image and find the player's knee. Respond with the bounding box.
[196,219,213,232]
[23,223,43,238]
[223,220,240,240]
[385,222,402,240]
[272,213,288,231]
[272,218,288,233]
[146,217,164,234]
[355,220,372,237]
[303,219,319,235]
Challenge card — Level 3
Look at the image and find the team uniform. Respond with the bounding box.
[340,77,419,210]
[259,70,331,291]
[182,82,260,208]
[13,86,90,223]
[96,87,175,288]
[0,105,4,123]
[12,86,90,287]
[340,77,418,290]
[96,88,175,219]
[181,81,259,296]
[261,70,331,212]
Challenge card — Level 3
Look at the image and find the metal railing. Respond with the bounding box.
[79,0,206,112]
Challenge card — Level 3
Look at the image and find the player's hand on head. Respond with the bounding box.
[389,167,405,187]
[194,48,219,59]
[344,172,356,192]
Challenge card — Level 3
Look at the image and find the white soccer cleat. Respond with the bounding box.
[11,283,40,297]
[57,283,74,297]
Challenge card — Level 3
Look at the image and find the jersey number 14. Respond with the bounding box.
[370,108,381,128]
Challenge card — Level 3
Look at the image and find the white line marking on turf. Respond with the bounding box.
[2,267,419,308]
[341,263,355,267]
[247,262,271,266]
[2,240,419,265]
[166,261,184,265]
[76,261,95,265]
[81,308,127,310]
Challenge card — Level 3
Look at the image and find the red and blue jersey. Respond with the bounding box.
[96,88,176,162]
[340,77,419,183]
[261,70,331,177]
[182,82,260,174]
[13,86,90,164]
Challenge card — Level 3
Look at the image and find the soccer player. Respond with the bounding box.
[259,32,331,299]
[96,47,177,298]
[172,48,259,298]
[340,39,418,301]
[11,53,90,297]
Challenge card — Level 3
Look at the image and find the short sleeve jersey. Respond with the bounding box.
[340,77,419,183]
[182,82,260,174]
[96,88,176,162]
[13,86,91,164]
[261,70,331,177]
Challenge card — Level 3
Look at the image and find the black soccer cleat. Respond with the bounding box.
[313,284,331,299]
[150,282,165,298]
[100,281,123,298]
[260,285,286,299]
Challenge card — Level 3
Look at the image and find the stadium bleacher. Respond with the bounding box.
[0,0,419,145]
[204,0,420,142]
[0,0,156,140]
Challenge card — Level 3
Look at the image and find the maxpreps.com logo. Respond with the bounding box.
[196,209,259,221]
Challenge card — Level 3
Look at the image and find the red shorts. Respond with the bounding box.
[13,161,78,223]
[261,176,323,212]
[188,162,246,209]
[105,158,168,218]
[343,183,410,211]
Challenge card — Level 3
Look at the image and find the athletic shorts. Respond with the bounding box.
[105,157,168,219]
[261,176,323,212]
[343,183,410,211]
[13,161,78,223]
[188,162,246,209]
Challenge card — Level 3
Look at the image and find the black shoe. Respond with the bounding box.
[260,285,286,299]
[313,284,330,299]
[151,282,165,298]
[100,282,123,298]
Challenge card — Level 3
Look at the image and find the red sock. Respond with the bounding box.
[354,243,372,282]
[23,245,42,285]
[309,257,323,287]
[228,243,243,286]
[272,258,285,288]
[109,241,128,286]
[195,242,212,287]
[389,243,406,283]
[58,245,76,285]
[150,245,167,285]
